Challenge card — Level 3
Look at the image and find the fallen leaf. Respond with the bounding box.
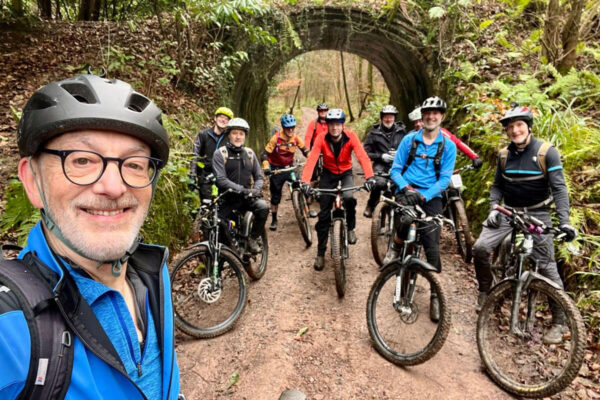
[224,371,239,390]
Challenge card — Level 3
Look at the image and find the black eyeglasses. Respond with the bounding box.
[40,149,163,188]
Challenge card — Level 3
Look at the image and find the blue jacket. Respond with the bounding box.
[390,129,457,202]
[0,223,180,399]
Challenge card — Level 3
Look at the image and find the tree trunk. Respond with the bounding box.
[78,0,100,20]
[558,0,585,74]
[340,51,354,122]
[367,63,374,108]
[11,0,24,16]
[38,0,52,19]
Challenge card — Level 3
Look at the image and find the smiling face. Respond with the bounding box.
[22,130,152,262]
[327,122,344,140]
[215,114,231,132]
[282,126,295,139]
[228,128,247,147]
[505,120,531,147]
[381,114,395,129]
[422,109,445,132]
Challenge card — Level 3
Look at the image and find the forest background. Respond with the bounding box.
[1,0,599,354]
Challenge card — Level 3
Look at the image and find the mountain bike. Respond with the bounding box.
[311,182,365,297]
[369,172,396,266]
[476,205,585,398]
[441,164,475,263]
[366,197,452,365]
[265,163,312,247]
[170,190,267,338]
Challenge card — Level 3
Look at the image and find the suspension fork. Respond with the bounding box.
[509,254,527,336]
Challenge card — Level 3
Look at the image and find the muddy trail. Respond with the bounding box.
[173,108,563,400]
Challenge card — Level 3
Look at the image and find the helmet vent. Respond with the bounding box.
[60,82,98,104]
[27,93,56,110]
[127,93,150,113]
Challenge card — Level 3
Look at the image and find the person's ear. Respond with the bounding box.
[18,157,44,209]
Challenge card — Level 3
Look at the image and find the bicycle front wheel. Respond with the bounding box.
[366,261,451,365]
[477,279,586,398]
[170,245,247,338]
[292,189,312,247]
[331,219,346,297]
[244,228,268,280]
[452,199,474,263]
[370,202,392,266]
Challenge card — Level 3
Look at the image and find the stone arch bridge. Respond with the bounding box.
[230,6,434,149]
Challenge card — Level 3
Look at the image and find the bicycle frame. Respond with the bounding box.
[492,205,565,337]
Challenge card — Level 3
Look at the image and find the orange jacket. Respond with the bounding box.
[304,118,328,150]
[302,130,374,182]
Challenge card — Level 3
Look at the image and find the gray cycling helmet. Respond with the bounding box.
[18,74,169,164]
[316,103,328,111]
[499,104,533,127]
[380,105,398,119]
[421,96,447,113]
[226,117,250,134]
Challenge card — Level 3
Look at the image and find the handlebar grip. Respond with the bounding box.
[493,204,512,217]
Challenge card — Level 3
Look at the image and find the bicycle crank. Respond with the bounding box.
[197,278,222,303]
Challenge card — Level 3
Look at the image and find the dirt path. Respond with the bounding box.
[174,108,511,399]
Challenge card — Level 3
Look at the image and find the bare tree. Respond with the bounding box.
[340,51,354,122]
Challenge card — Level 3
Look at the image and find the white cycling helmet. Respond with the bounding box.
[408,107,422,121]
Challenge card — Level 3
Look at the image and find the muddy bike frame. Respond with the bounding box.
[490,204,566,337]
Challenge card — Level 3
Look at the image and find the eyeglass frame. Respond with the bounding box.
[39,148,164,188]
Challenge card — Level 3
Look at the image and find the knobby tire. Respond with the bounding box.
[452,199,474,263]
[292,189,312,247]
[332,219,346,298]
[370,202,392,267]
[245,229,269,280]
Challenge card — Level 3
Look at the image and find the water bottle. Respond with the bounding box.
[406,223,417,243]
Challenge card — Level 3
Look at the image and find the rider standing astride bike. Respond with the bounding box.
[388,96,457,321]
[190,106,233,200]
[472,104,577,344]
[261,114,309,231]
[304,102,329,151]
[408,106,483,169]
[0,74,181,399]
[362,105,408,218]
[301,109,375,271]
[212,118,269,254]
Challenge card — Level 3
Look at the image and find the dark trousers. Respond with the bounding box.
[366,176,389,208]
[269,169,292,206]
[416,197,443,271]
[315,170,356,256]
[219,195,269,239]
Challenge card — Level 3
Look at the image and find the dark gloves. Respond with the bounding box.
[243,188,262,198]
[398,188,424,206]
[485,210,501,229]
[472,157,483,169]
[363,177,376,192]
[263,168,271,176]
[300,182,312,197]
[559,224,577,242]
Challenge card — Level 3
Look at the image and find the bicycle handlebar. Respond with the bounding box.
[493,204,566,239]
[310,185,365,198]
[380,195,455,229]
[265,163,306,176]
[452,164,475,174]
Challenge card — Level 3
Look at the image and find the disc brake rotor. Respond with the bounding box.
[197,277,221,303]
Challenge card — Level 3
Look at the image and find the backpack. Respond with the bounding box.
[0,248,74,399]
[499,141,553,177]
[218,146,255,167]
[401,134,446,180]
[274,131,298,153]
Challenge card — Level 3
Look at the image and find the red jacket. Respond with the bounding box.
[441,128,478,160]
[304,118,328,150]
[302,130,374,182]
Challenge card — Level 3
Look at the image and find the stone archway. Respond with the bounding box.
[231,6,432,149]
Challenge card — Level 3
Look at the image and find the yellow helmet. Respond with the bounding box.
[215,107,234,119]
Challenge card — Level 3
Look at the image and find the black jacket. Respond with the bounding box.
[190,126,227,181]
[363,122,407,171]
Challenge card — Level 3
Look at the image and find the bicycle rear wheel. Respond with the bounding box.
[452,199,474,263]
[370,202,392,266]
[366,260,451,365]
[292,189,312,247]
[244,229,268,280]
[331,219,346,297]
[170,245,247,338]
[477,279,585,397]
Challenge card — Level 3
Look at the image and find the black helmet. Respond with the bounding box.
[421,96,447,113]
[18,74,169,164]
[499,104,533,127]
[316,103,328,111]
[380,105,398,119]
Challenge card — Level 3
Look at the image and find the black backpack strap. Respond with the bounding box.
[401,135,419,175]
[433,136,445,180]
[0,259,74,400]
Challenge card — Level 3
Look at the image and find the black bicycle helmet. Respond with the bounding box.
[18,74,169,163]
[421,96,447,113]
[316,103,329,111]
[499,104,533,127]
[380,105,398,119]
